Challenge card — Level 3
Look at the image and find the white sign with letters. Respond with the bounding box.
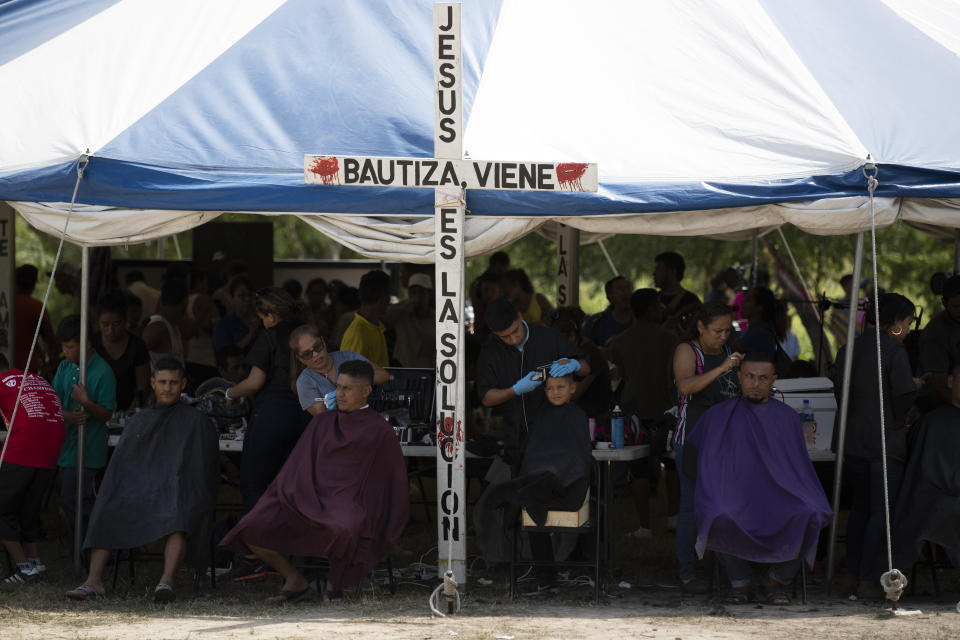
[304,156,598,192]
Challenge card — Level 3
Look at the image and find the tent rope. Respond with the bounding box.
[864,159,908,608]
[775,227,820,322]
[0,154,88,473]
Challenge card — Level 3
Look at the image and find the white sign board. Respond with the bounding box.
[305,156,598,192]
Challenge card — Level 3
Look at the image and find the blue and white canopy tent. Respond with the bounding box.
[4,0,960,251]
[4,0,960,595]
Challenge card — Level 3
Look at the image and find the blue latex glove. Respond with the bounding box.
[324,390,337,410]
[512,371,543,396]
[549,358,581,377]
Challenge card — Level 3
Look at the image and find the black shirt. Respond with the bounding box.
[919,311,960,375]
[837,333,916,461]
[92,332,150,411]
[245,320,299,403]
[475,322,584,463]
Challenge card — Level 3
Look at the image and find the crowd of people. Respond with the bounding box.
[1,249,958,605]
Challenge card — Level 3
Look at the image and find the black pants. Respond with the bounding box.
[240,397,309,514]
[0,463,54,542]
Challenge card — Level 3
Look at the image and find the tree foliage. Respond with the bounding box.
[16,210,957,340]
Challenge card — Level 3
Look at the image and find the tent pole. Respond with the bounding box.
[751,229,759,286]
[556,224,579,307]
[1,203,15,368]
[825,231,864,592]
[74,245,90,574]
[596,239,618,277]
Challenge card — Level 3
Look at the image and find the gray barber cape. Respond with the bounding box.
[83,401,219,569]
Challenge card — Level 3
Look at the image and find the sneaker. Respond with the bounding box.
[29,559,47,575]
[627,527,653,539]
[3,568,41,585]
[222,560,278,583]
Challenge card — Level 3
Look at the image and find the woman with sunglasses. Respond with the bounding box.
[290,324,389,416]
[224,287,309,514]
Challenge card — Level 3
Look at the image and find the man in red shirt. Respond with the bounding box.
[0,352,66,584]
[14,264,58,374]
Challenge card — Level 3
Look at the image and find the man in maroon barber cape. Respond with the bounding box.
[220,359,408,603]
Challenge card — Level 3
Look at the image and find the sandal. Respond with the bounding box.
[66,585,103,601]
[722,586,752,604]
[766,589,790,606]
[267,587,310,604]
[323,588,344,603]
[153,583,176,603]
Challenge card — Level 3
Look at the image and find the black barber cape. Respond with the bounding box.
[474,402,592,561]
[893,404,960,567]
[84,401,219,569]
[475,323,584,464]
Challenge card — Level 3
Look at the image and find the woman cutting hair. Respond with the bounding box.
[836,292,922,599]
[290,324,389,416]
[671,301,743,592]
[225,288,309,513]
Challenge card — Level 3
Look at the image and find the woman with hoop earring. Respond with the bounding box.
[836,292,923,599]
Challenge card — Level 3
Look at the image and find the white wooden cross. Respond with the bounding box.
[305,2,597,584]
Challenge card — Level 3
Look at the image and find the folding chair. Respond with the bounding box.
[508,461,603,603]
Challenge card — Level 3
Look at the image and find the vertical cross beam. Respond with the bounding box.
[433,2,466,584]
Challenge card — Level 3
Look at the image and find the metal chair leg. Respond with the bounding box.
[509,523,517,600]
[593,510,601,603]
[800,559,807,605]
[112,550,120,590]
[928,541,941,597]
[386,556,396,595]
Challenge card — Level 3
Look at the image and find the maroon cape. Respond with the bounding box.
[220,407,409,587]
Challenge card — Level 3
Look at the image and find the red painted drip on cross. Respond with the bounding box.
[309,156,340,185]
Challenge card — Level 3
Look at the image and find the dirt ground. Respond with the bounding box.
[4,568,960,640]
[5,465,958,639]
[5,596,960,640]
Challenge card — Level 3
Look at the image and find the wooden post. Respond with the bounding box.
[432,1,467,584]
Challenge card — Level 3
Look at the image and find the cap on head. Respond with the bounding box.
[407,273,433,290]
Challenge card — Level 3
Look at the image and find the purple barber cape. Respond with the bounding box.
[687,397,832,568]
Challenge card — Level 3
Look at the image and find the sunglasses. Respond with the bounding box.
[297,339,327,360]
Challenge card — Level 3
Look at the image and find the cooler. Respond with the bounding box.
[774,377,837,453]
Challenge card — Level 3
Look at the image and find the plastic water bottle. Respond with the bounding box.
[611,405,625,449]
[799,399,817,449]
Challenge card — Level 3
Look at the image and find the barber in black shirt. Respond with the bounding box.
[475,298,590,466]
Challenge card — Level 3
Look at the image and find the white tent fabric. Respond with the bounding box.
[4,0,960,258]
[12,201,541,260]
[8,195,902,258]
